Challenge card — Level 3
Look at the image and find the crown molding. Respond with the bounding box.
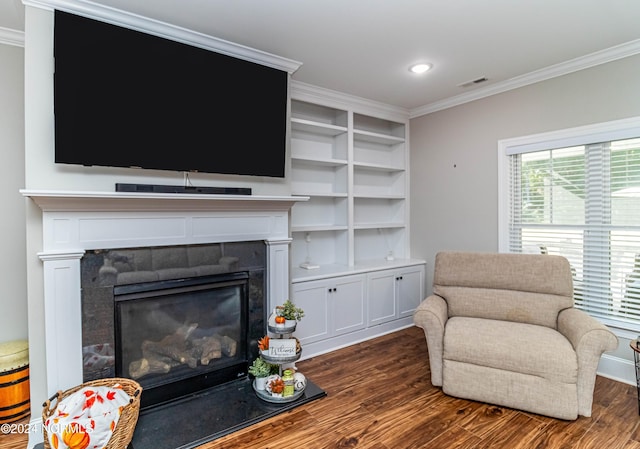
[0,26,24,47]
[22,0,302,74]
[410,38,640,119]
[291,80,410,122]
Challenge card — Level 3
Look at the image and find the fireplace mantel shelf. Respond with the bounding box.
[21,189,309,212]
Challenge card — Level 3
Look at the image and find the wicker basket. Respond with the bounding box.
[42,378,142,449]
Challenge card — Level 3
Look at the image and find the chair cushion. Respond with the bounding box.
[444,316,578,384]
[433,252,574,328]
[435,286,569,328]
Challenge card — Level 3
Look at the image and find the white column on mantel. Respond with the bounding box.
[38,250,85,394]
[266,239,293,312]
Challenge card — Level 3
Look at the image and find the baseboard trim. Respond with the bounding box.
[597,353,635,386]
[298,318,415,362]
[26,416,44,449]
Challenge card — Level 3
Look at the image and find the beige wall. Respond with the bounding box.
[410,53,640,296]
[0,42,27,343]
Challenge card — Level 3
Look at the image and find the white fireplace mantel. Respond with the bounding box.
[23,189,306,213]
[22,189,308,251]
[22,189,308,400]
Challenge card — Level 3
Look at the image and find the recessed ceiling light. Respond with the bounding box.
[409,63,432,74]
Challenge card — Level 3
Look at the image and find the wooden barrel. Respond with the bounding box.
[0,340,30,423]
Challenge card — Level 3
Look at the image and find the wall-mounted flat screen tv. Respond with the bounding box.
[54,10,288,178]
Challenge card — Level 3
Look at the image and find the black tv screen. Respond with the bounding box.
[54,10,288,177]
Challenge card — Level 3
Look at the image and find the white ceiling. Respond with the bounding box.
[3,0,640,114]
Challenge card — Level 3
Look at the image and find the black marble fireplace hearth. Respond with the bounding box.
[33,378,325,449]
[130,377,326,449]
[32,375,327,449]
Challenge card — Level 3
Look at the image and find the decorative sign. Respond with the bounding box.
[268,339,297,357]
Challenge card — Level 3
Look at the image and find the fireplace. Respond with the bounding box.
[80,242,267,409]
[115,272,249,408]
[22,190,315,449]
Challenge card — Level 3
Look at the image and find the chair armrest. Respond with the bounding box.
[413,295,448,386]
[558,307,618,354]
[558,307,618,416]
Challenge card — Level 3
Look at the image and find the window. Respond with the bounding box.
[499,117,640,331]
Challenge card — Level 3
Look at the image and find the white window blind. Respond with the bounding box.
[501,118,640,330]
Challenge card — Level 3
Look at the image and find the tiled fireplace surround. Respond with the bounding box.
[23,190,305,447]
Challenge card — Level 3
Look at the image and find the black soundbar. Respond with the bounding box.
[115,183,252,195]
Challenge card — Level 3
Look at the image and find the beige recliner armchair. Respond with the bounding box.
[413,251,617,420]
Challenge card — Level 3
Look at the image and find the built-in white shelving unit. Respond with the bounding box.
[290,95,419,276]
[290,100,349,270]
[288,85,426,358]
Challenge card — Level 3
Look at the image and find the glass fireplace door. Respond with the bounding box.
[114,271,249,407]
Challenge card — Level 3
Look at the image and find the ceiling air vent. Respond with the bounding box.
[458,77,489,88]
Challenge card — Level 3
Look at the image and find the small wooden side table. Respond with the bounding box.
[630,341,640,415]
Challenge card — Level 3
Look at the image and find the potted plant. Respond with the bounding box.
[276,299,305,322]
[248,358,273,390]
[268,378,285,398]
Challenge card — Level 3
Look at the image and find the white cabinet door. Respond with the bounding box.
[292,280,330,345]
[368,264,425,325]
[331,275,366,336]
[292,274,366,345]
[397,266,424,318]
[367,270,397,326]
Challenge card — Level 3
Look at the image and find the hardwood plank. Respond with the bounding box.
[471,413,547,449]
[355,389,485,448]
[456,403,519,439]
[527,416,591,448]
[0,415,33,449]
[424,424,482,449]
[575,429,635,449]
[624,440,640,449]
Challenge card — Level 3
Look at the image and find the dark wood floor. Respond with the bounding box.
[199,326,640,449]
[4,326,640,449]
